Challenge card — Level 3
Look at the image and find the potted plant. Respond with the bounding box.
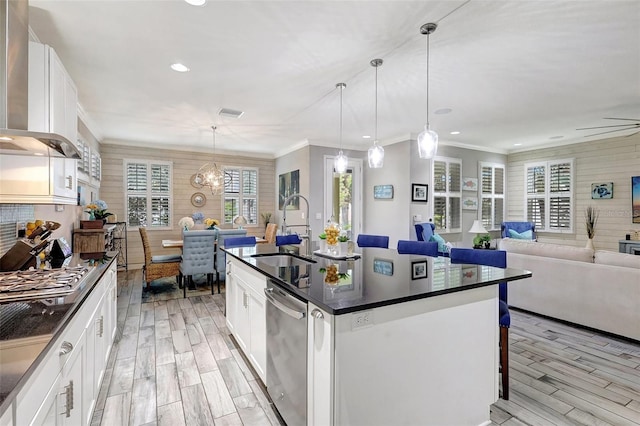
[338,235,350,256]
[473,234,491,249]
[585,205,599,249]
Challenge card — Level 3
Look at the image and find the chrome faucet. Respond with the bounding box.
[282,193,312,256]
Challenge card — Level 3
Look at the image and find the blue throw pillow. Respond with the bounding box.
[508,229,533,240]
[430,233,447,252]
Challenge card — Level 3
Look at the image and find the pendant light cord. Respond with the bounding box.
[426,31,430,128]
[375,64,378,143]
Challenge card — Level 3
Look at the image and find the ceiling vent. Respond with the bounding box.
[218,108,244,119]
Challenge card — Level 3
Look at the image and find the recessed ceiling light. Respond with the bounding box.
[218,108,244,119]
[513,143,522,146]
[184,0,206,6]
[170,63,190,72]
[0,136,13,141]
[34,152,44,156]
[450,131,460,135]
[549,135,564,140]
[434,108,452,115]
[362,135,371,139]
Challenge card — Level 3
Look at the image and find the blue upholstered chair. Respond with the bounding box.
[214,229,248,293]
[449,248,510,400]
[415,222,436,242]
[180,230,216,298]
[397,240,439,257]
[275,234,303,246]
[501,221,536,240]
[356,234,389,248]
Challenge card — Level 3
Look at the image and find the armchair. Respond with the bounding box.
[415,222,435,242]
[501,221,536,240]
[139,227,181,290]
[180,230,216,298]
[449,248,510,400]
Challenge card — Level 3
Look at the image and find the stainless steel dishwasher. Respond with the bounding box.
[264,281,307,426]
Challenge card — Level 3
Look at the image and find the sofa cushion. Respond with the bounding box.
[594,250,640,269]
[429,233,447,253]
[499,238,594,263]
[508,229,533,240]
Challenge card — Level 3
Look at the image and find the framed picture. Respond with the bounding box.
[633,176,640,224]
[373,258,394,276]
[373,185,394,199]
[462,177,478,192]
[411,260,427,280]
[412,183,428,202]
[462,197,478,210]
[279,169,300,210]
[591,182,613,199]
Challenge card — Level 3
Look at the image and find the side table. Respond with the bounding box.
[619,240,640,255]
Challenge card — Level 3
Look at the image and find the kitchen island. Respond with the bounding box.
[0,252,118,426]
[223,244,532,426]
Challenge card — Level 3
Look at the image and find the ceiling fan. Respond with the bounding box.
[576,118,640,138]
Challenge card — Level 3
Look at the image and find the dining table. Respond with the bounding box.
[162,237,267,249]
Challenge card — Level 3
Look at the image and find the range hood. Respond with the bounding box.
[0,0,79,158]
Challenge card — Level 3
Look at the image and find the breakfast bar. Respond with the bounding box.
[223,244,531,426]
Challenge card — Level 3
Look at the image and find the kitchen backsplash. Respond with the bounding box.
[0,204,35,257]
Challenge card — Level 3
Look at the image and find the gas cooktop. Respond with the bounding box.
[0,266,90,303]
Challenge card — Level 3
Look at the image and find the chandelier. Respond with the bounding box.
[194,126,232,195]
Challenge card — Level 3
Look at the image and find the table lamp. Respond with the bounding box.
[469,220,489,248]
[233,215,248,229]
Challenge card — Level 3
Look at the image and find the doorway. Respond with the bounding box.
[324,156,362,239]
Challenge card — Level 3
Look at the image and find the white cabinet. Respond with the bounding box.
[12,261,117,426]
[0,154,77,204]
[225,258,267,382]
[29,42,78,145]
[307,303,334,426]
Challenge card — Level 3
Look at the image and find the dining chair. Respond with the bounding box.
[265,223,278,244]
[356,234,389,249]
[139,227,181,291]
[180,229,216,298]
[224,236,257,248]
[275,234,302,246]
[449,248,510,400]
[215,229,248,293]
[397,240,439,257]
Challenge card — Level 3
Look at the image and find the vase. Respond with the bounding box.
[586,238,595,250]
[339,242,348,256]
[319,239,327,253]
[88,211,95,220]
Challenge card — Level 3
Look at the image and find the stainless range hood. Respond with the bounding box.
[0,0,79,158]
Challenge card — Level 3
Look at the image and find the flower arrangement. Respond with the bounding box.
[178,216,195,230]
[204,218,220,229]
[85,200,112,220]
[192,212,205,223]
[585,205,599,239]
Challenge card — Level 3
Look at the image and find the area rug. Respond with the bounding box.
[141,275,223,303]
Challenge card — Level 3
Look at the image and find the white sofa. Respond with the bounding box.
[498,238,640,341]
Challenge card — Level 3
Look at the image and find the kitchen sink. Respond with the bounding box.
[252,253,316,267]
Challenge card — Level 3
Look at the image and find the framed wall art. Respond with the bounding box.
[462,197,478,210]
[591,182,613,199]
[373,258,394,276]
[279,169,300,210]
[411,260,427,280]
[462,177,478,192]
[191,192,206,208]
[373,185,394,200]
[411,184,428,202]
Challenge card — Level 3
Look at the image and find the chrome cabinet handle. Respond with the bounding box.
[66,175,73,189]
[60,380,74,417]
[226,261,232,275]
[97,316,104,337]
[59,341,73,356]
[264,288,306,320]
[311,309,324,320]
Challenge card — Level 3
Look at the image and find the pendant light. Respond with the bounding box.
[334,82,348,174]
[194,125,232,195]
[368,58,384,168]
[417,22,439,159]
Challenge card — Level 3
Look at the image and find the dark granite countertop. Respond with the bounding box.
[223,244,532,315]
[0,252,117,412]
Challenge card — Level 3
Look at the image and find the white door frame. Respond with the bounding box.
[323,156,363,237]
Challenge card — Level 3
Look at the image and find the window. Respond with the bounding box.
[224,167,258,225]
[524,159,574,232]
[480,162,505,231]
[432,157,462,233]
[124,159,172,228]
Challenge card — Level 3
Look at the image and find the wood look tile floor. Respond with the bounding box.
[95,270,640,425]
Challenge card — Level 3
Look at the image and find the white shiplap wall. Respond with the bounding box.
[100,143,276,269]
[506,133,640,251]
